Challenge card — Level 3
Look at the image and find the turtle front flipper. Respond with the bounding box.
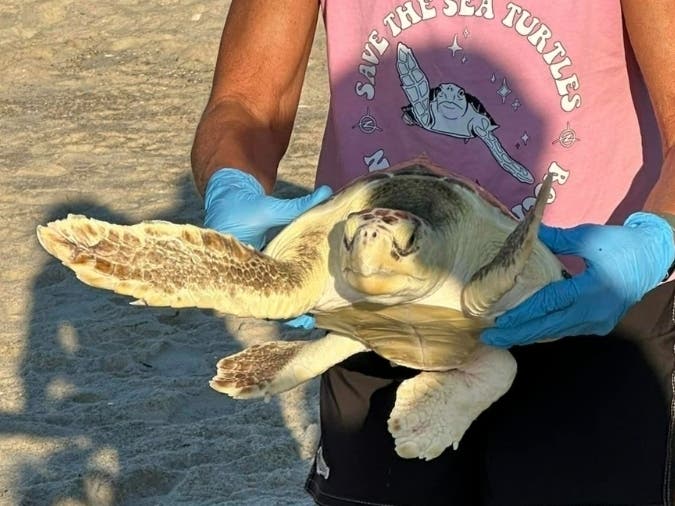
[461,174,561,318]
[472,117,534,184]
[210,332,368,399]
[388,346,517,460]
[397,43,432,128]
[36,214,326,319]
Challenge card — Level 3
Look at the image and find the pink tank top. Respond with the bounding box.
[315,0,662,228]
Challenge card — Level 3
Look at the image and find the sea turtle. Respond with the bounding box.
[36,158,563,460]
[397,42,534,184]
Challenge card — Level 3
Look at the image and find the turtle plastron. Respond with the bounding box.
[387,346,517,460]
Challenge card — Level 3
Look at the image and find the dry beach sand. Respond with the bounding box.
[1,1,329,504]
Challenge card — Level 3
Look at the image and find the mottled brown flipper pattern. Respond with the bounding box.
[37,214,324,319]
[210,334,368,399]
[210,342,305,399]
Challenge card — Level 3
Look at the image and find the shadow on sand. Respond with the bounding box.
[7,175,319,505]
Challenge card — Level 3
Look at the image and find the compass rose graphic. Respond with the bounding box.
[552,122,580,148]
[352,107,382,134]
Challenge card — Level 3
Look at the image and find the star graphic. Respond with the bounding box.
[511,98,521,111]
[448,34,463,56]
[463,27,471,38]
[496,77,512,103]
[521,131,529,145]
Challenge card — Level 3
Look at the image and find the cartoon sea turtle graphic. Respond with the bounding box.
[397,43,534,184]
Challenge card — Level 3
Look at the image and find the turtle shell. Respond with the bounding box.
[325,156,515,220]
[308,157,562,370]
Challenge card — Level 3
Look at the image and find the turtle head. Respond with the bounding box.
[432,83,468,120]
[340,208,441,298]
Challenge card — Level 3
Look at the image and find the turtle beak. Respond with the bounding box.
[342,209,423,275]
[339,209,437,298]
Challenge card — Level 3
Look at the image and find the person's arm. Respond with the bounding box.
[191,0,320,195]
[622,0,675,217]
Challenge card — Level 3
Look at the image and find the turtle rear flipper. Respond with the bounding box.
[36,214,326,319]
[388,346,516,460]
[210,332,368,398]
[473,124,534,184]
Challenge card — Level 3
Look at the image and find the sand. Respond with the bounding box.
[0,1,329,504]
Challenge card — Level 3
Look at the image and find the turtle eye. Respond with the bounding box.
[406,231,416,250]
[394,231,418,257]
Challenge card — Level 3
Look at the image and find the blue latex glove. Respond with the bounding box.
[204,168,333,329]
[205,168,333,249]
[481,212,675,347]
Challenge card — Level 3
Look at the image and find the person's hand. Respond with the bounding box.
[204,168,332,328]
[204,168,333,250]
[481,212,675,347]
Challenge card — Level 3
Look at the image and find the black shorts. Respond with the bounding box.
[305,281,675,506]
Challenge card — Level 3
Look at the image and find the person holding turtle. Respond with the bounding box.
[191,1,675,504]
